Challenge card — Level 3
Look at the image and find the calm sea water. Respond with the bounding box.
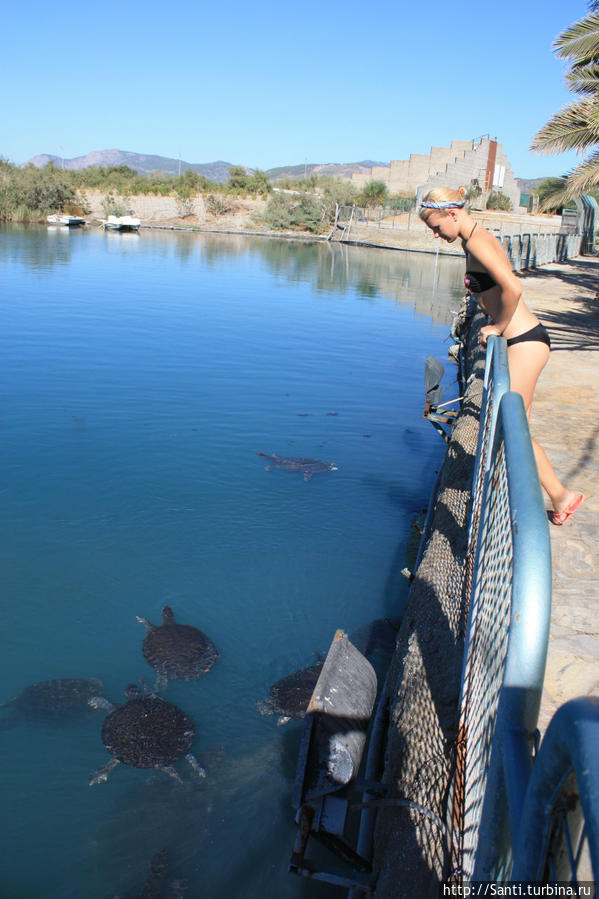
[0,225,464,898]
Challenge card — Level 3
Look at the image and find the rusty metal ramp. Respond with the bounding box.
[290,629,379,892]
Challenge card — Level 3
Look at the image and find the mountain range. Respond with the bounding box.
[27,149,388,183]
[28,150,236,182]
[28,148,541,188]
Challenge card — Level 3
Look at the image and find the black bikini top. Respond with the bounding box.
[464,270,497,293]
[462,222,497,293]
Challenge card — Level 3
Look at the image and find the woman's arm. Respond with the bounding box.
[466,226,522,333]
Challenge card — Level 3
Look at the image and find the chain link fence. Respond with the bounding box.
[452,337,597,885]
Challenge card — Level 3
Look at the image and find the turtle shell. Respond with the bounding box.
[266,662,323,718]
[4,678,104,719]
[142,613,219,681]
[102,696,194,768]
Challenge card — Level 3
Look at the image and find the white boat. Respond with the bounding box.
[102,215,141,232]
[47,214,85,226]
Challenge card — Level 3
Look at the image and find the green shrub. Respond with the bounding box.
[486,191,512,211]
[101,192,131,217]
[261,192,324,233]
[358,180,388,207]
[206,194,232,216]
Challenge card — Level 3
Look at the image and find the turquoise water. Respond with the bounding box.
[1,225,464,898]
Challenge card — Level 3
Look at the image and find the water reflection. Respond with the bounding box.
[1,223,77,271]
[1,226,464,323]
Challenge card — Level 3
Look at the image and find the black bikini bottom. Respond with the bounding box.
[506,323,551,349]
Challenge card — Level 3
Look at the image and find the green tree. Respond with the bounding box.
[531,6,599,204]
[247,169,271,194]
[228,166,250,190]
[0,161,77,220]
[358,180,388,207]
[532,177,568,213]
[175,184,196,217]
[260,192,324,233]
[181,169,201,191]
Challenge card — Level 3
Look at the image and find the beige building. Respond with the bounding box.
[351,136,521,209]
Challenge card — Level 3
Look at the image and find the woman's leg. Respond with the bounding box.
[506,342,581,515]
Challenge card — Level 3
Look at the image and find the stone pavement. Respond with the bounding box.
[518,257,599,733]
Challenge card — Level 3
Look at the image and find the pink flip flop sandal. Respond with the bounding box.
[552,494,584,526]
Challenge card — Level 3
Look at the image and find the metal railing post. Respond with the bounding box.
[511,696,599,882]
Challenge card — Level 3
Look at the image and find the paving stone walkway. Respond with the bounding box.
[518,257,599,733]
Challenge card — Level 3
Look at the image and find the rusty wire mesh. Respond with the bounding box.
[373,308,486,897]
[458,441,513,876]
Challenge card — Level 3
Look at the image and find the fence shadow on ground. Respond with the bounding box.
[522,260,599,352]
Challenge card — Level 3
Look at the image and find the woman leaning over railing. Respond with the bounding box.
[420,186,583,526]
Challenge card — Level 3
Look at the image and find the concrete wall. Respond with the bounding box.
[80,189,207,223]
[351,138,521,210]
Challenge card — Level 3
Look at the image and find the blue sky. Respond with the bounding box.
[0,0,589,179]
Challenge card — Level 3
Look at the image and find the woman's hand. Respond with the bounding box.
[478,324,502,346]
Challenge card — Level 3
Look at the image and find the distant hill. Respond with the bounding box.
[266,161,388,182]
[28,150,389,184]
[28,150,237,183]
[515,177,552,193]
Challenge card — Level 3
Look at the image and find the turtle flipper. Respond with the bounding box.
[136,615,152,631]
[161,765,183,784]
[88,696,115,711]
[153,672,168,694]
[254,699,271,716]
[185,752,206,778]
[89,757,120,785]
[303,471,313,481]
[0,696,17,709]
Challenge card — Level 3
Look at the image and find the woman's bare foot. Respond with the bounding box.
[552,492,584,526]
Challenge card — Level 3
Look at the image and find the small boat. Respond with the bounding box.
[47,214,85,227]
[101,215,141,232]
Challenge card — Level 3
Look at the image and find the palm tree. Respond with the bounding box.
[531,7,599,205]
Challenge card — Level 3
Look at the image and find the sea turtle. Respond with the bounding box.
[136,606,219,692]
[255,661,323,725]
[88,683,206,785]
[0,677,104,726]
[256,452,338,481]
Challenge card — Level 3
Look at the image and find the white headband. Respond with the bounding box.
[420,200,465,209]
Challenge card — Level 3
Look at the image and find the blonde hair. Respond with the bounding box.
[419,186,466,222]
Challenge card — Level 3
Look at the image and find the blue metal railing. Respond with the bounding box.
[456,337,598,885]
[511,696,599,882]
[457,390,553,880]
[498,232,582,269]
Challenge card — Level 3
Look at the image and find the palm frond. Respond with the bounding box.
[561,148,599,195]
[566,61,599,93]
[537,186,571,212]
[530,99,599,153]
[555,12,599,63]
[537,149,599,210]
